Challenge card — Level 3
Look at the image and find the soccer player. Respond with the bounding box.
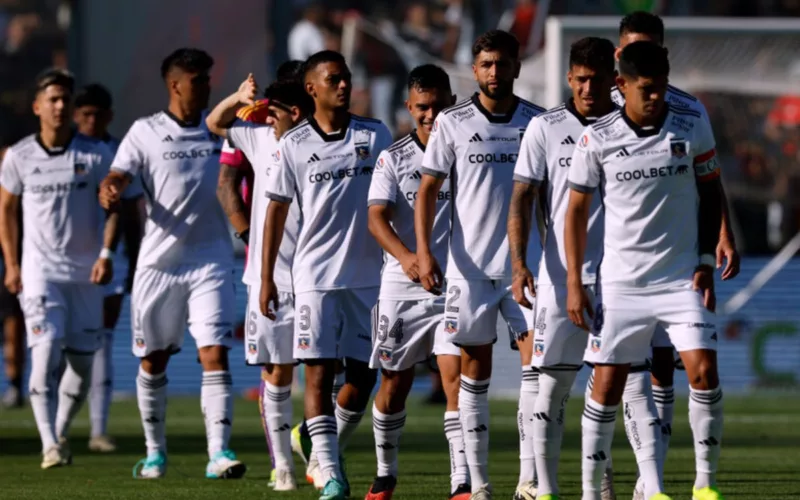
[260,50,391,500]
[509,37,620,500]
[73,83,142,453]
[416,30,544,500]
[207,74,313,491]
[364,64,470,500]
[608,13,740,499]
[566,41,725,500]
[0,68,117,468]
[98,48,246,480]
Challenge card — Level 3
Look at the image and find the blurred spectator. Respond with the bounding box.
[288,3,326,61]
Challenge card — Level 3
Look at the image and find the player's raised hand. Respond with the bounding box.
[90,257,113,285]
[417,250,443,295]
[716,237,740,281]
[511,264,536,309]
[4,263,21,295]
[399,252,420,283]
[566,283,593,331]
[259,278,279,320]
[693,265,716,313]
[237,73,258,106]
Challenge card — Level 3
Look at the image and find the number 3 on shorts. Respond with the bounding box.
[298,305,311,331]
[377,315,404,344]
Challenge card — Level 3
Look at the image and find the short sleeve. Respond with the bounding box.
[220,139,245,167]
[265,138,296,204]
[693,118,719,182]
[112,122,147,178]
[367,150,398,206]
[514,117,547,185]
[0,148,22,195]
[421,114,455,179]
[228,122,260,163]
[567,128,602,193]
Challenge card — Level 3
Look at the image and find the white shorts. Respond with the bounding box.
[532,284,595,370]
[370,296,459,371]
[442,278,532,348]
[245,287,295,366]
[20,279,103,353]
[131,262,236,358]
[293,287,378,362]
[584,283,718,366]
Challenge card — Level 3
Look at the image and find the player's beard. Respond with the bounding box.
[479,80,513,101]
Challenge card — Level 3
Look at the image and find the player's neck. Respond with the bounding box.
[313,108,349,134]
[573,97,615,120]
[167,102,203,127]
[415,128,430,147]
[38,126,72,150]
[477,91,516,115]
[624,105,666,129]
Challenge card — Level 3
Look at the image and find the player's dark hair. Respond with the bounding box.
[472,30,520,60]
[160,48,214,80]
[303,50,346,79]
[569,37,616,74]
[619,11,664,44]
[276,60,305,84]
[618,41,670,79]
[264,80,314,116]
[74,83,112,110]
[34,68,74,95]
[407,64,452,93]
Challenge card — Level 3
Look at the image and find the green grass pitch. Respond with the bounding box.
[1,395,798,499]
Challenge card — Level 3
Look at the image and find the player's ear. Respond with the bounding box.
[615,75,626,92]
[290,105,302,122]
[567,70,573,86]
[614,46,622,61]
[305,81,315,99]
[32,96,40,117]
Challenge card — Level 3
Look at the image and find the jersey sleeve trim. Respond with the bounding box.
[568,181,595,193]
[367,198,393,207]
[265,192,292,204]
[421,167,447,179]
[513,174,540,186]
[110,167,134,180]
[694,148,720,182]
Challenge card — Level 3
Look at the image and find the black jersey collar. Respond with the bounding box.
[35,129,76,157]
[164,109,202,128]
[471,92,519,124]
[308,113,351,142]
[565,98,597,127]
[410,129,426,152]
[621,105,669,138]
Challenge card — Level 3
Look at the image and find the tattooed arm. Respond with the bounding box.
[508,181,538,308]
[217,163,250,241]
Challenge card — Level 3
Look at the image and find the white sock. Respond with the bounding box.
[137,367,167,455]
[653,384,675,471]
[585,371,614,473]
[372,405,406,477]
[201,370,233,457]
[332,371,345,406]
[264,381,294,471]
[55,350,94,439]
[335,402,364,452]
[689,387,724,489]
[90,329,114,438]
[622,371,663,497]
[29,341,61,452]
[518,366,538,486]
[307,414,341,482]
[444,410,470,491]
[581,399,617,500]
[459,375,490,492]
[535,369,578,496]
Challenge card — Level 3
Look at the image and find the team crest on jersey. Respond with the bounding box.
[74,162,87,175]
[298,337,311,350]
[376,157,385,169]
[134,336,146,348]
[670,140,687,158]
[579,134,589,148]
[272,150,280,162]
[32,324,43,336]
[248,342,257,355]
[590,338,601,353]
[379,348,392,362]
[354,129,372,160]
[534,342,544,357]
[444,320,458,334]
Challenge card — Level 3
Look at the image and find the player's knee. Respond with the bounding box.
[141,350,170,375]
[377,369,413,414]
[589,365,628,405]
[686,351,719,390]
[345,358,378,392]
[650,347,675,386]
[263,363,294,386]
[438,356,461,406]
[198,345,229,371]
[461,345,492,380]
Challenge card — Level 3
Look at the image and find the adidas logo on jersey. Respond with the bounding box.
[162,135,174,142]
[468,133,483,143]
[561,136,576,145]
[411,170,422,180]
[308,153,321,163]
[616,147,631,158]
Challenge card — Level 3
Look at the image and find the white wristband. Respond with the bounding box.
[699,254,715,268]
[99,248,113,259]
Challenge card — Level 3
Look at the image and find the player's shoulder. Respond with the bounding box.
[4,134,39,159]
[281,119,314,148]
[582,109,625,147]
[534,103,568,127]
[609,86,625,105]
[666,85,708,115]
[125,111,168,138]
[440,96,476,124]
[72,133,113,156]
[384,133,421,164]
[517,97,547,119]
[351,114,390,134]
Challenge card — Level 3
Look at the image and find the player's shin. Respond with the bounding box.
[201,369,233,457]
[336,359,376,452]
[622,370,664,497]
[305,362,342,482]
[688,386,723,489]
[535,368,578,496]
[459,373,491,491]
[136,365,168,455]
[258,374,277,470]
[55,350,94,439]
[372,403,406,479]
[89,328,114,438]
[518,364,539,487]
[582,366,625,500]
[652,382,675,472]
[263,372,294,472]
[29,341,61,452]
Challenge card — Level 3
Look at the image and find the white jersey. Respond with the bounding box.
[0,133,113,283]
[422,93,544,280]
[266,114,393,294]
[228,122,299,292]
[367,131,450,300]
[112,110,233,269]
[514,99,609,286]
[568,106,719,290]
[612,84,710,123]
